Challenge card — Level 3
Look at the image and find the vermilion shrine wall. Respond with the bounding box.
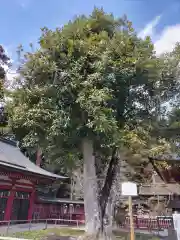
[0,170,85,223]
[0,172,35,222]
[33,202,85,222]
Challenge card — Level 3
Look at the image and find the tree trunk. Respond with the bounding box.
[105,199,114,238]
[82,140,119,239]
[98,147,118,236]
[82,138,100,234]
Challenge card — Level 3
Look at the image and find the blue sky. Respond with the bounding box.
[1,0,180,63]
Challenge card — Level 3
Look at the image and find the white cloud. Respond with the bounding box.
[138,14,180,55]
[154,24,180,55]
[138,15,161,39]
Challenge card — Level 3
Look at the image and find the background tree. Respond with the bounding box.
[149,43,180,149]
[7,8,177,238]
[0,45,9,79]
[0,45,9,125]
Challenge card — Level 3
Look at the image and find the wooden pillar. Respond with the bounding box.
[4,186,15,221]
[28,189,35,221]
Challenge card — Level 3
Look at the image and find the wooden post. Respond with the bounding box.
[4,186,15,221]
[122,182,137,240]
[129,196,135,240]
[28,189,35,221]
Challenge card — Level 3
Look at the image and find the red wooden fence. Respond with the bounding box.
[33,203,174,230]
[121,216,173,230]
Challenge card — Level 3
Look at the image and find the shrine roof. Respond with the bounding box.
[139,184,180,195]
[0,138,67,180]
[148,155,180,183]
[38,197,84,204]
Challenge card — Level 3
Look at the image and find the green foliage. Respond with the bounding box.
[0,45,9,99]
[8,8,175,173]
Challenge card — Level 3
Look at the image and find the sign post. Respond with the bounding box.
[121,182,137,240]
[128,195,134,240]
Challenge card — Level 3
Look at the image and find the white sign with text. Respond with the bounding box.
[121,182,137,196]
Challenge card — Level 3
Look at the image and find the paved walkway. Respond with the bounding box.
[0,223,56,235]
[115,228,168,238]
[0,237,30,240]
[0,223,85,235]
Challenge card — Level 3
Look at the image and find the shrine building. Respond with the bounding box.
[149,155,180,212]
[0,137,66,222]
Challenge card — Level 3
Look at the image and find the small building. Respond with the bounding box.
[34,197,84,222]
[130,162,180,216]
[0,137,66,222]
[148,155,180,213]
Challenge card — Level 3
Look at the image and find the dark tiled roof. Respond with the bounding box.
[0,138,67,180]
[139,184,180,195]
[38,197,84,204]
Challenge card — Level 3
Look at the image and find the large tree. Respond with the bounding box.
[8,8,175,238]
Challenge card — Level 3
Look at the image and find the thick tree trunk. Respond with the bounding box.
[107,199,113,228]
[98,147,118,236]
[104,199,114,239]
[82,138,100,234]
[82,140,119,239]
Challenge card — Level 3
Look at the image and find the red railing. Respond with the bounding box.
[119,216,173,230]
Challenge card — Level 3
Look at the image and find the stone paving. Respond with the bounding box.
[0,223,55,235]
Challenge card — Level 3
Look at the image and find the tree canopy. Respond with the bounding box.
[7,8,180,236]
[10,9,169,162]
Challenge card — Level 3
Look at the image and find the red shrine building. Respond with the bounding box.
[0,137,84,223]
